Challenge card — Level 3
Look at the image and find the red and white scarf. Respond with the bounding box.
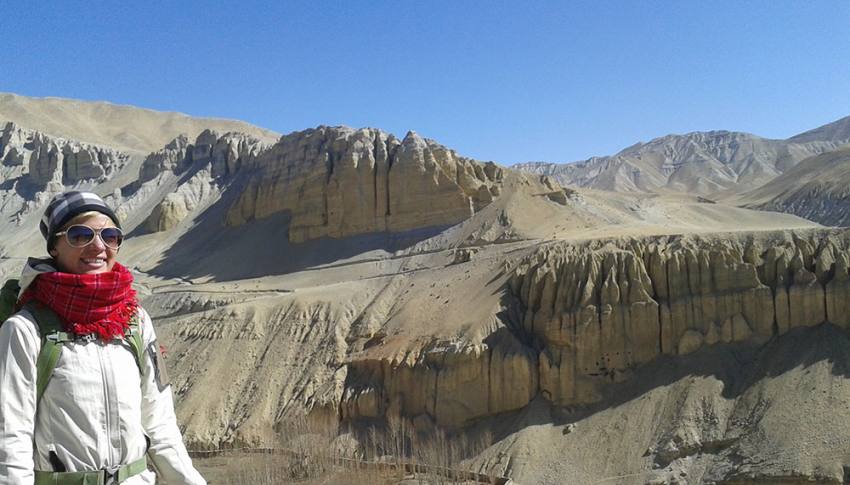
[19,262,138,341]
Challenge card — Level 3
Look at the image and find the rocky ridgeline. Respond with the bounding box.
[224,126,503,243]
[141,126,503,241]
[140,129,268,231]
[139,129,267,184]
[515,122,850,195]
[339,230,850,429]
[0,121,131,189]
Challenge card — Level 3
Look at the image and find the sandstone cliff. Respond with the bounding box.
[223,126,503,243]
[134,130,268,232]
[332,230,850,432]
[510,231,850,408]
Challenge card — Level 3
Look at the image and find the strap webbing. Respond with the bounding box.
[35,339,63,405]
[33,455,147,485]
[25,303,73,406]
[116,455,148,482]
[125,319,145,374]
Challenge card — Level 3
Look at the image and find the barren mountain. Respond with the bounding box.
[0,95,848,484]
[0,92,280,154]
[733,146,850,228]
[515,116,850,198]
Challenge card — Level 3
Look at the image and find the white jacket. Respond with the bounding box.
[0,260,206,484]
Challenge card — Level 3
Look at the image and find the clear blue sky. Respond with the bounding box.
[3,1,850,165]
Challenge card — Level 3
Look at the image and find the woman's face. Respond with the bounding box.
[50,214,119,275]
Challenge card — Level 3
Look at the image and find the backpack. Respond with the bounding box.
[0,278,145,405]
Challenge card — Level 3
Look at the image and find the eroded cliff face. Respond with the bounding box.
[223,126,503,243]
[333,230,850,431]
[510,231,850,408]
[139,130,269,232]
[0,121,131,189]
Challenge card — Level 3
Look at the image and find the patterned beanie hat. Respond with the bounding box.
[41,191,121,250]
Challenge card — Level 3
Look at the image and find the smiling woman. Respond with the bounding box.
[0,191,206,484]
[51,212,122,274]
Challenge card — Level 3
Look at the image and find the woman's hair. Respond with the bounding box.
[48,211,119,252]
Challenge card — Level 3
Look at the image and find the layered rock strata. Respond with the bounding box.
[224,126,503,243]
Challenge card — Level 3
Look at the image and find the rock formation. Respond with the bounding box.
[139,130,269,232]
[0,122,131,189]
[508,230,850,409]
[329,230,850,431]
[224,126,503,243]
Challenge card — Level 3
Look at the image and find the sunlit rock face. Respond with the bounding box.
[510,231,850,407]
[223,126,503,243]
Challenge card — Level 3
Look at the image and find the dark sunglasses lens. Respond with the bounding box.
[100,228,123,248]
[66,226,95,247]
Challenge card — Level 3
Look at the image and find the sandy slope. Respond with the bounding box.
[0,92,280,154]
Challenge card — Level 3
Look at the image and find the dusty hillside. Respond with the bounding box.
[732,146,850,228]
[0,92,280,154]
[514,116,850,198]
[1,94,848,484]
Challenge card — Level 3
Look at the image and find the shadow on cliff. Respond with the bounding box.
[470,322,850,442]
[140,176,450,281]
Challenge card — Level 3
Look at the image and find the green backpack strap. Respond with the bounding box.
[22,302,75,406]
[125,315,145,374]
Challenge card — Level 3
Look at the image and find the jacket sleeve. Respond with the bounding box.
[0,314,39,485]
[137,309,206,485]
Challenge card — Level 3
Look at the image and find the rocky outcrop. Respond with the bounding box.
[0,122,130,187]
[139,130,267,184]
[340,335,538,429]
[509,231,850,408]
[139,134,191,183]
[224,126,503,243]
[138,131,268,232]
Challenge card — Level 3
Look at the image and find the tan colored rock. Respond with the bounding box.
[511,232,849,410]
[224,127,502,243]
[139,134,190,183]
[678,330,703,355]
[826,253,850,327]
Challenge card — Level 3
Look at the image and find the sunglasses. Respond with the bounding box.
[54,225,124,250]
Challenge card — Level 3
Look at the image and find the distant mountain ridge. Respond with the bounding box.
[513,116,850,197]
